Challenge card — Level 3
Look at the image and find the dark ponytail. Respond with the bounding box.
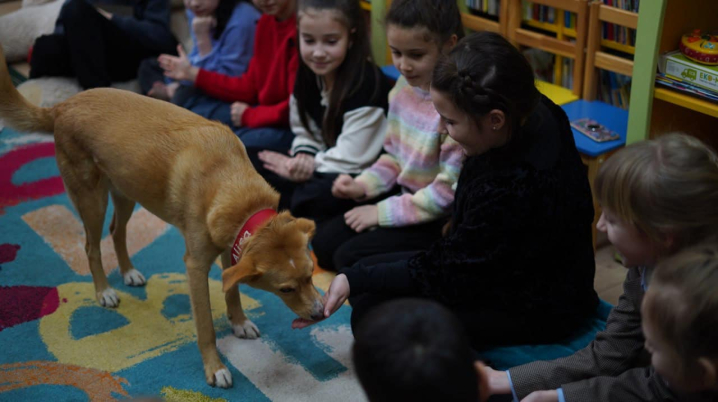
[432,31,540,133]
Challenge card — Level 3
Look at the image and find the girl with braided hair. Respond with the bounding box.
[294,32,599,351]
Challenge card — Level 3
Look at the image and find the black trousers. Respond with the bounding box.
[347,253,591,350]
[313,212,445,271]
[30,0,174,89]
[245,148,357,221]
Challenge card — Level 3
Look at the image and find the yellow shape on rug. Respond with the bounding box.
[39,273,260,372]
[160,386,227,402]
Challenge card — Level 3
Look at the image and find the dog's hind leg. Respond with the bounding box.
[221,250,260,339]
[56,147,117,307]
[109,191,146,287]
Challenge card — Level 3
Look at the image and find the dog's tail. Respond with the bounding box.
[0,45,54,133]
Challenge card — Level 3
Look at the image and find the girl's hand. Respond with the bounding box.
[259,151,312,182]
[192,16,216,36]
[332,174,365,199]
[258,150,291,178]
[484,366,511,395]
[521,390,559,402]
[344,205,379,233]
[230,101,249,127]
[292,274,350,329]
[287,153,314,182]
[158,45,199,82]
[166,82,180,99]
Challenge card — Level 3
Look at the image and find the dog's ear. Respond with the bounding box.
[294,218,316,240]
[222,255,261,292]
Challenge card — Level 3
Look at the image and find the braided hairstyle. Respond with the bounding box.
[432,32,540,135]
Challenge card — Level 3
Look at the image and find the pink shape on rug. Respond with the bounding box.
[0,286,60,331]
[0,142,64,214]
[0,243,20,264]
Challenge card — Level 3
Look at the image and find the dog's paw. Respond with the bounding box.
[123,269,146,286]
[97,288,119,308]
[232,319,260,339]
[213,368,233,388]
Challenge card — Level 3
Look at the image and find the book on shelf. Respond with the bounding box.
[463,0,639,108]
[659,50,718,95]
[465,0,501,16]
[656,74,718,103]
[601,0,638,49]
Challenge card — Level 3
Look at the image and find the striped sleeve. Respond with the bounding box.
[375,135,463,226]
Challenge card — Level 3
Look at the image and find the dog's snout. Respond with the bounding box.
[310,312,324,321]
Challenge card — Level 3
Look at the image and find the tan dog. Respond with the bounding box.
[0,46,324,388]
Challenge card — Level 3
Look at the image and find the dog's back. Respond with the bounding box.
[0,46,260,227]
[51,88,253,220]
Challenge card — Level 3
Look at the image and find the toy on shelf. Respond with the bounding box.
[679,30,718,65]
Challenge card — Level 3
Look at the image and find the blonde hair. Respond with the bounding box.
[595,134,718,247]
[644,244,718,369]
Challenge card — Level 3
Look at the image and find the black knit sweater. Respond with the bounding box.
[342,96,599,319]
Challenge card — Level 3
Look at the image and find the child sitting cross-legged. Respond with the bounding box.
[159,0,298,152]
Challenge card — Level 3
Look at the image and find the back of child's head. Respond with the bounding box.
[431,31,541,132]
[386,0,465,44]
[643,244,718,390]
[295,0,379,146]
[595,134,718,248]
[352,298,479,402]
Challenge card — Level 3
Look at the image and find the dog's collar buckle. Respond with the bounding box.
[230,209,277,265]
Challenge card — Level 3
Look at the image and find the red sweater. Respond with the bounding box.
[195,14,298,128]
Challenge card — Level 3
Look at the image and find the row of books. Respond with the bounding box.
[656,74,718,103]
[602,0,638,48]
[465,0,638,108]
[465,0,501,16]
[656,51,718,104]
[522,2,577,29]
[598,70,632,109]
[465,1,637,47]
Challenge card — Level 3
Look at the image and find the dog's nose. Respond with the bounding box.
[310,312,324,321]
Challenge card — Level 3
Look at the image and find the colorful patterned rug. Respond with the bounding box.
[0,125,364,401]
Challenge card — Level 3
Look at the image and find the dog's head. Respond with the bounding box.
[222,211,324,321]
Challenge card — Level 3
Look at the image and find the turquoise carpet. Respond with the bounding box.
[0,126,362,401]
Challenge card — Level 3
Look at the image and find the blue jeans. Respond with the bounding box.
[181,94,293,151]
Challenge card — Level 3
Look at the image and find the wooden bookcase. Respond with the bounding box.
[627,0,718,148]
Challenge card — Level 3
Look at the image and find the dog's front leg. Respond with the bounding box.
[185,252,232,388]
[221,250,260,339]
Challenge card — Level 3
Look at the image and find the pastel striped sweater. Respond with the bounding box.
[355,76,464,227]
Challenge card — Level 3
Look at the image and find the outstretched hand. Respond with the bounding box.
[158,45,199,82]
[292,274,350,329]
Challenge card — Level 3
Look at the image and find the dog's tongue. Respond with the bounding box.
[292,318,318,330]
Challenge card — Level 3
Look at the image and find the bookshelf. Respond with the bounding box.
[627,0,718,147]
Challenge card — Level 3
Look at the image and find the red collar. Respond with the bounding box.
[230,209,277,265]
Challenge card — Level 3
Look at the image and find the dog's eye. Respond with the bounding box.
[279,287,296,294]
